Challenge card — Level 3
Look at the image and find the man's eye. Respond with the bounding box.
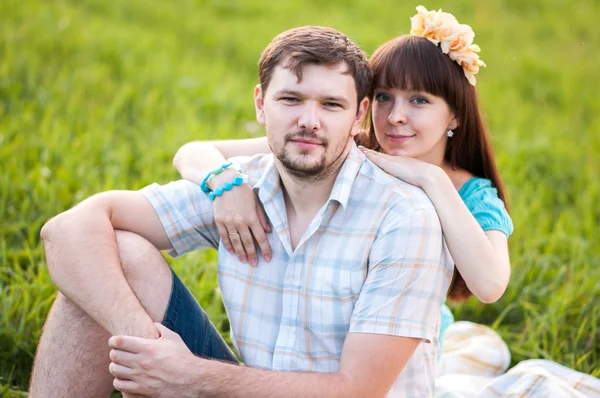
[375,93,391,102]
[281,97,299,103]
[324,102,342,108]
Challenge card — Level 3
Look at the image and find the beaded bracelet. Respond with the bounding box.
[200,162,238,193]
[208,174,249,201]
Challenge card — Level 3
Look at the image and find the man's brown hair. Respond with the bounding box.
[258,26,372,108]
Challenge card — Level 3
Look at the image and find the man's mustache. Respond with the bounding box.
[285,130,328,147]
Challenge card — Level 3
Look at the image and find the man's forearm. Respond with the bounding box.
[193,359,366,398]
[41,203,157,338]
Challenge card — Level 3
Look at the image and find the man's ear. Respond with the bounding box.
[351,97,370,137]
[254,84,265,126]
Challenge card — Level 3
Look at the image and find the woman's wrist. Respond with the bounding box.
[421,165,449,195]
[207,168,242,191]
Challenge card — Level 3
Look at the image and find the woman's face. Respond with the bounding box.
[372,87,458,165]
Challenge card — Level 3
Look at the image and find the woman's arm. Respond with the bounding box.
[360,148,510,303]
[173,137,270,184]
[422,170,510,303]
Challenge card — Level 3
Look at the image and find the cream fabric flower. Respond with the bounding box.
[410,6,485,86]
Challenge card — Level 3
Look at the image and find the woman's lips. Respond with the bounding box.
[386,134,415,144]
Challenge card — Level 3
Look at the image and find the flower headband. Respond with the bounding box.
[410,5,486,86]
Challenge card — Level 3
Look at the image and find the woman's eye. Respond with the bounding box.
[375,93,391,102]
[411,97,428,105]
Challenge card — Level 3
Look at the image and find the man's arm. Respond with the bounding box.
[41,190,174,339]
[193,332,419,398]
[109,324,419,398]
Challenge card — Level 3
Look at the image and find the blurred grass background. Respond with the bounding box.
[1,0,599,395]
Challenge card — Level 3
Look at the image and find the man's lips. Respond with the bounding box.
[289,138,324,149]
[290,138,323,145]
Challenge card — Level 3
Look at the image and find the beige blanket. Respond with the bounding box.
[436,322,600,397]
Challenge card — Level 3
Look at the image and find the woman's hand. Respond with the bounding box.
[209,169,272,266]
[359,146,442,189]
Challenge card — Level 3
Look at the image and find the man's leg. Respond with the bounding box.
[29,231,173,398]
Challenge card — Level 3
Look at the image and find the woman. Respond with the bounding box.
[172,6,513,353]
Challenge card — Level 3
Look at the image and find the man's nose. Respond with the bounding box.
[298,102,321,131]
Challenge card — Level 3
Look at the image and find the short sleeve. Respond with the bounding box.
[349,207,453,343]
[459,178,514,237]
[139,180,220,257]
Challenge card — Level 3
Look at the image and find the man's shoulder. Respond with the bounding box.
[355,157,436,214]
[228,153,274,187]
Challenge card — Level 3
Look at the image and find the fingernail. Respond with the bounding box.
[264,254,271,262]
[240,256,247,263]
[250,258,258,266]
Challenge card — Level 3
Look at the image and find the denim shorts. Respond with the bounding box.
[161,268,238,363]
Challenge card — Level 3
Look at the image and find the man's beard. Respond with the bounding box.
[275,129,349,182]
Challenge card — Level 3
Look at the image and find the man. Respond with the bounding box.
[30,26,453,397]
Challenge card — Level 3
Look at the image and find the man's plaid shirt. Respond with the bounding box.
[141,143,453,397]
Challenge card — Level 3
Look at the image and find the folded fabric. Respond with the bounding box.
[436,321,600,398]
[437,321,511,378]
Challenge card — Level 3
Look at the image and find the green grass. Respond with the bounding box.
[1,0,599,394]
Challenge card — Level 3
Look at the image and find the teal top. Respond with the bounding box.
[457,177,514,237]
[438,177,513,356]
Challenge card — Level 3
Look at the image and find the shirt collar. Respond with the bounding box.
[253,155,282,204]
[328,142,365,210]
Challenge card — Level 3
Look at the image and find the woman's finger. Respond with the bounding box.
[237,226,258,266]
[364,151,385,165]
[216,222,235,254]
[256,202,271,232]
[250,220,271,263]
[226,226,247,263]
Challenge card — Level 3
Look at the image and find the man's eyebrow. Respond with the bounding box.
[321,95,350,105]
[273,89,303,97]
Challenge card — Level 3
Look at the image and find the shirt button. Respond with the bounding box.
[284,326,291,332]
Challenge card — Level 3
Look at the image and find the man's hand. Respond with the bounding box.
[109,323,202,398]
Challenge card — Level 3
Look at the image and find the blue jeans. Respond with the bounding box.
[161,268,238,363]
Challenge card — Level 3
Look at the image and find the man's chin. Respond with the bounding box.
[278,156,325,178]
[284,162,325,178]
